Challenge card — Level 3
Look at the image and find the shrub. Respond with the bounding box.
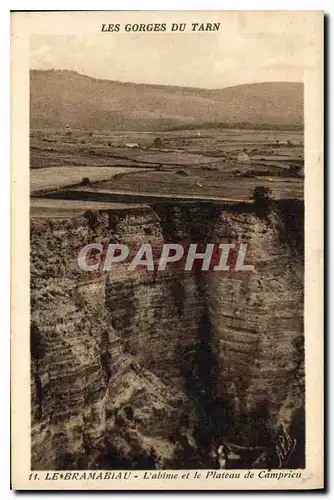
[252,186,273,215]
[288,164,301,177]
[154,137,162,148]
[253,186,272,203]
[84,210,98,229]
[81,177,90,186]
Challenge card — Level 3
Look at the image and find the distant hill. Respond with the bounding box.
[30,70,304,131]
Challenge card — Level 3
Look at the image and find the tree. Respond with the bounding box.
[288,164,301,177]
[154,137,162,149]
[252,186,273,215]
[84,210,98,229]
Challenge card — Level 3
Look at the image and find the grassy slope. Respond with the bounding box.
[30,70,303,131]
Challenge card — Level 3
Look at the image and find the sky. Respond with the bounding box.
[30,12,320,89]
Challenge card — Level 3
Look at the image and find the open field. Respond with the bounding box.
[29,69,306,472]
[65,176,302,202]
[30,128,303,214]
[30,198,148,218]
[31,166,150,193]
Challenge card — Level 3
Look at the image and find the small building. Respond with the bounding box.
[237,152,250,163]
[64,124,72,136]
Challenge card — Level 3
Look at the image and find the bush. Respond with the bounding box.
[84,210,98,229]
[89,131,93,137]
[81,177,90,186]
[288,164,301,177]
[154,137,162,148]
[175,169,189,176]
[252,186,273,215]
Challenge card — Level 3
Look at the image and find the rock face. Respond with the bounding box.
[30,201,304,470]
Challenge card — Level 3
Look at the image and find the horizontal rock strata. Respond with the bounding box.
[31,201,304,469]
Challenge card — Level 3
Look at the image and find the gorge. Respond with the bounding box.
[30,199,305,470]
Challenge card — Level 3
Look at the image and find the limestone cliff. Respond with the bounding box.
[30,201,304,469]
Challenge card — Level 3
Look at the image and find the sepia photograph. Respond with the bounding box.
[11,10,323,490]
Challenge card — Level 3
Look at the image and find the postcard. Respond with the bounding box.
[11,10,324,490]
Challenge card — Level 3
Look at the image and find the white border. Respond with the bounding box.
[4,3,329,498]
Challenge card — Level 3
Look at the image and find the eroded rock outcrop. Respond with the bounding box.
[30,201,304,469]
